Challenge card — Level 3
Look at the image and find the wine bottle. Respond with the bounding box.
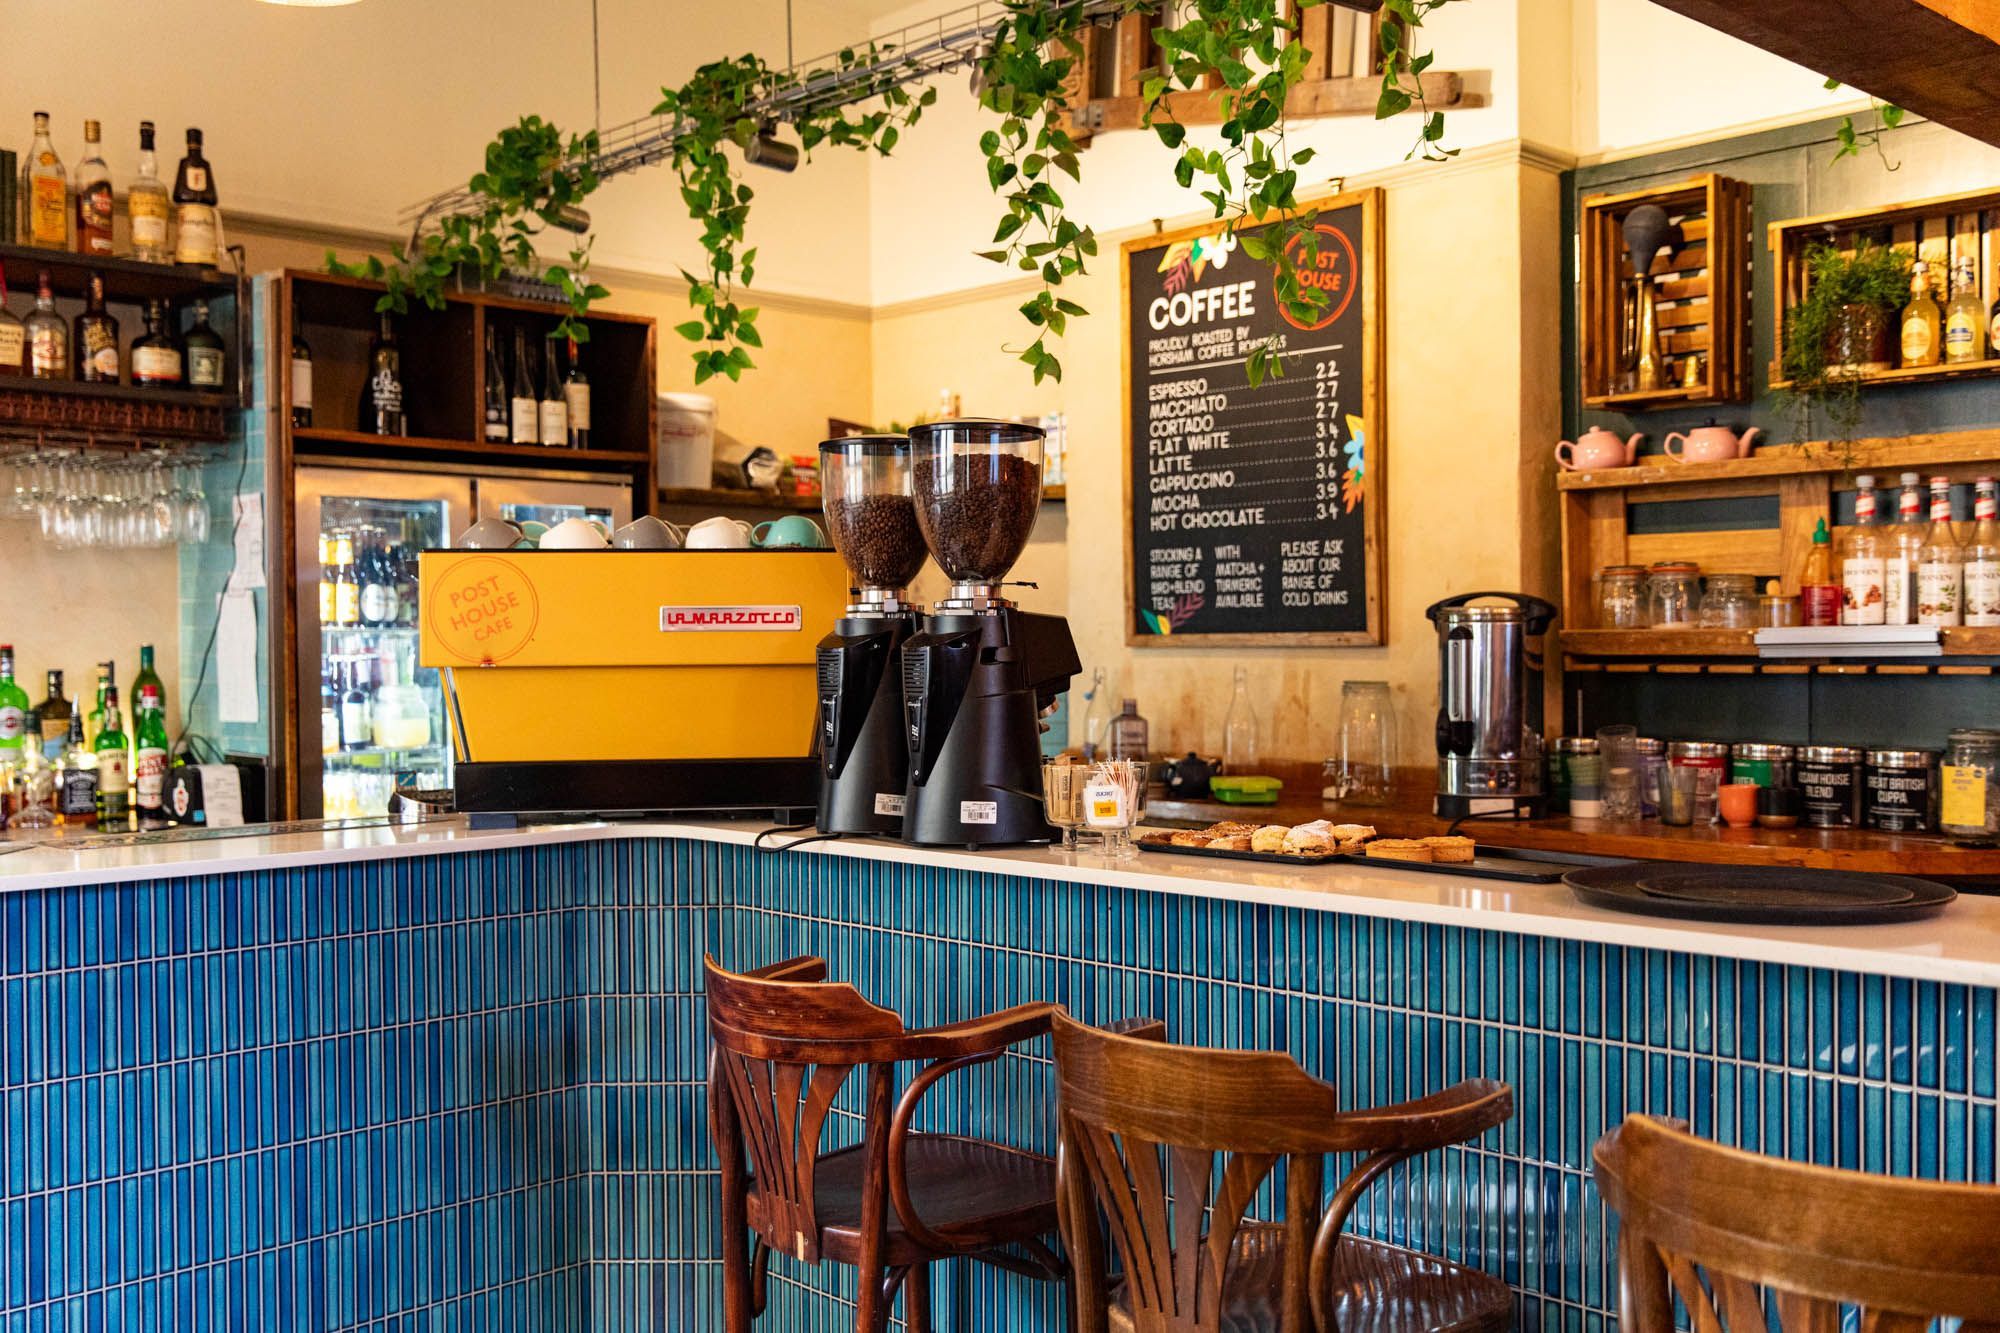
[359,313,404,435]
[564,337,591,450]
[538,334,568,447]
[483,329,508,442]
[291,332,314,427]
[509,326,536,445]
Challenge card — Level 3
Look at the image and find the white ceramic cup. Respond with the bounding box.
[539,517,612,549]
[683,516,754,550]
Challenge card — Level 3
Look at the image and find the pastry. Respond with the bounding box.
[1205,820,1261,838]
[1283,827,1334,855]
[1363,839,1434,863]
[1421,836,1476,863]
[1169,831,1213,848]
[1208,834,1253,851]
[1328,824,1377,844]
[1251,825,1291,854]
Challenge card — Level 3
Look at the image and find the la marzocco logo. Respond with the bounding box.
[659,604,803,632]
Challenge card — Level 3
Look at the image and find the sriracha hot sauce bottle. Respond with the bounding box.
[1799,516,1841,627]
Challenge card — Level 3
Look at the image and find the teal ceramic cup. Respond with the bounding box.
[753,515,828,549]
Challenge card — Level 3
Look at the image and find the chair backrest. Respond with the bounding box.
[704,954,907,1263]
[1595,1115,2000,1329]
[1051,1010,1346,1333]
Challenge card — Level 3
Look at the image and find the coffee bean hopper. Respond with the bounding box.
[901,420,1080,846]
[815,435,930,836]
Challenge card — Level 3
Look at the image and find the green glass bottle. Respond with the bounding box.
[134,701,170,827]
[85,661,112,749]
[94,685,130,828]
[0,645,29,759]
[133,645,165,721]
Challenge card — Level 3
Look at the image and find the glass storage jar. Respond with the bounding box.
[1941,728,2000,841]
[1647,561,1702,628]
[1595,565,1647,629]
[1698,572,1758,627]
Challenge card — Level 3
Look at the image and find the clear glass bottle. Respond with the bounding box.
[1884,472,1925,626]
[1221,665,1258,772]
[1078,666,1108,761]
[1918,476,1963,627]
[127,121,172,264]
[1945,257,1987,365]
[73,272,120,384]
[72,119,112,257]
[20,112,67,250]
[0,270,25,377]
[1108,699,1149,762]
[1839,474,1886,626]
[1964,475,2000,628]
[23,272,68,381]
[1902,263,1942,369]
[171,127,219,268]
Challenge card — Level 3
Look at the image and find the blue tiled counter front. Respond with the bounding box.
[0,825,1995,1331]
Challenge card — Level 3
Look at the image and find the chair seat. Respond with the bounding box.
[752,1132,1059,1268]
[1110,1225,1512,1333]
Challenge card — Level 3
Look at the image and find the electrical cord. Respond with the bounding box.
[177,431,253,765]
[752,822,848,854]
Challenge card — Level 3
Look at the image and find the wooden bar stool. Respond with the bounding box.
[1050,1010,1515,1333]
[1594,1114,2000,1329]
[704,955,1071,1333]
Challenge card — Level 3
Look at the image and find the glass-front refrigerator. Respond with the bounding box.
[476,474,631,535]
[294,467,469,820]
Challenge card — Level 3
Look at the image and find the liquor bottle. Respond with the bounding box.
[133,695,170,827]
[24,272,68,380]
[360,529,396,627]
[320,662,341,755]
[19,112,68,250]
[128,121,172,264]
[0,270,27,377]
[36,670,69,762]
[72,119,113,257]
[0,646,29,760]
[57,713,97,828]
[1884,472,1925,626]
[1965,476,2000,628]
[538,334,569,447]
[331,531,360,627]
[133,644,165,721]
[291,331,314,427]
[1902,265,1941,369]
[483,330,509,442]
[85,662,112,748]
[1221,664,1258,772]
[340,660,371,752]
[564,337,591,449]
[130,300,182,387]
[1945,257,1987,365]
[8,725,53,830]
[171,128,219,268]
[94,686,130,828]
[183,300,226,390]
[73,272,121,384]
[1918,476,1963,627]
[510,327,537,445]
[1839,474,1886,626]
[359,313,404,435]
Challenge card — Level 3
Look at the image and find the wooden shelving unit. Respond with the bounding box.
[1768,184,2000,392]
[296,425,653,470]
[1559,627,2000,659]
[1555,429,2000,492]
[1579,174,1751,409]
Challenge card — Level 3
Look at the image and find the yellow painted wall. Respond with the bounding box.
[871,148,1564,766]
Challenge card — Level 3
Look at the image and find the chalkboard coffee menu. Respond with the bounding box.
[1123,188,1384,646]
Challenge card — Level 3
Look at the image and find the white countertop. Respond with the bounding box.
[2,818,1996,987]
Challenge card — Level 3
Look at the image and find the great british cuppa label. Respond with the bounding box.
[659,605,803,632]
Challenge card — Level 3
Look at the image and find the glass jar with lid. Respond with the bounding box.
[1595,565,1648,629]
[1698,572,1758,628]
[1941,728,2000,841]
[1648,562,1702,628]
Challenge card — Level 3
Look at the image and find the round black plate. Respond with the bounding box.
[1563,862,1957,925]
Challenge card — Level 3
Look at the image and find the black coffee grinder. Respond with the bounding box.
[815,435,930,836]
[901,420,1080,847]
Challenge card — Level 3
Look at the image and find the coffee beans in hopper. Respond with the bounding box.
[826,493,928,590]
[914,454,1040,583]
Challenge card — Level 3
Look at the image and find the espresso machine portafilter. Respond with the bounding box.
[1426,591,1559,819]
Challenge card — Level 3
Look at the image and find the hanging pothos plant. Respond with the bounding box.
[336,0,1462,387]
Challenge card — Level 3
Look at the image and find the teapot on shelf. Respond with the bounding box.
[1554,427,1642,471]
[1663,421,1761,463]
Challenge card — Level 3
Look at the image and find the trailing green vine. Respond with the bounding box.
[1826,79,1906,169]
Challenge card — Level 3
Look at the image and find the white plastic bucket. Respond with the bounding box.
[657,392,718,488]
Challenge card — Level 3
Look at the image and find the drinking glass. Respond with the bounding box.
[1080,759,1146,861]
[1597,725,1641,821]
[1660,765,1700,826]
[1333,680,1396,806]
[1041,758,1089,852]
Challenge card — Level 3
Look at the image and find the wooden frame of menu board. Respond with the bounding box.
[1122,186,1385,648]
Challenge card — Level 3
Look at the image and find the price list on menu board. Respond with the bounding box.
[1123,191,1384,646]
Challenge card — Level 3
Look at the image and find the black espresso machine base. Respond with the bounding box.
[454,758,819,824]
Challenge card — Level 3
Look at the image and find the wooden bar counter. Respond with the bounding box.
[1143,764,2000,878]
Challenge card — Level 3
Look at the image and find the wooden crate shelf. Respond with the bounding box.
[1580,174,1751,409]
[1769,184,2000,391]
[1556,428,2000,492]
[1561,627,2000,659]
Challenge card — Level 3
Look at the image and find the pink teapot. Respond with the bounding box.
[1664,422,1761,463]
[1554,427,1642,471]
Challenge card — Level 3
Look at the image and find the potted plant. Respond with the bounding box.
[1778,240,1912,440]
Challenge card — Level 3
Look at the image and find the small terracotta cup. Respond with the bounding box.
[1717,782,1759,828]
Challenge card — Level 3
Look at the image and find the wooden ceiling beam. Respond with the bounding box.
[1648,0,2000,146]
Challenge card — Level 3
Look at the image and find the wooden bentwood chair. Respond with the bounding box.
[704,955,1070,1332]
[1051,1010,1516,1333]
[1594,1115,2000,1330]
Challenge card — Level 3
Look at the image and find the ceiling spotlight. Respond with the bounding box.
[744,122,800,173]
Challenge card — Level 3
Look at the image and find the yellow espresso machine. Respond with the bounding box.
[418,549,850,822]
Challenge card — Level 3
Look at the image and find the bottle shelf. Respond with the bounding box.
[323,744,447,765]
[656,485,823,512]
[0,376,236,440]
[293,426,648,470]
[0,242,235,305]
[1560,627,2000,659]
